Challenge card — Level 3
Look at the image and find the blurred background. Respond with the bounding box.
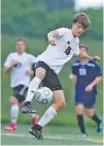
[1,0,103,126]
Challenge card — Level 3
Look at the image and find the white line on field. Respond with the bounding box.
[0,132,103,144]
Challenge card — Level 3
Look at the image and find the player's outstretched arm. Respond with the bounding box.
[47,30,59,46]
[47,28,69,46]
[80,51,100,61]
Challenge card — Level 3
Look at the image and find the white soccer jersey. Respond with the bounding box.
[4,52,36,87]
[36,28,80,74]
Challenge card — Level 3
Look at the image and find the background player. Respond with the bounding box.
[22,13,100,139]
[4,38,39,131]
[69,44,102,138]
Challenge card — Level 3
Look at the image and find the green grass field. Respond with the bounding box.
[1,35,103,125]
[1,34,103,145]
[1,124,103,145]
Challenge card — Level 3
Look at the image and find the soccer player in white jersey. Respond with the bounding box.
[22,13,100,139]
[4,38,39,131]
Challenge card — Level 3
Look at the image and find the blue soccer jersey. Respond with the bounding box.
[72,60,102,108]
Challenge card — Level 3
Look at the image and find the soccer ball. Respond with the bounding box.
[34,87,53,104]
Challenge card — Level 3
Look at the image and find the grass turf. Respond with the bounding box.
[1,124,103,145]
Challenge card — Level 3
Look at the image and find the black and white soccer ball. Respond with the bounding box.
[34,87,53,104]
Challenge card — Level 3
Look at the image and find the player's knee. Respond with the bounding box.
[85,108,94,117]
[61,101,66,108]
[10,96,18,105]
[86,112,93,118]
[57,101,66,109]
[36,67,46,80]
[76,110,83,115]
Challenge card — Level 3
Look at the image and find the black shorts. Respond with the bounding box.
[12,85,28,102]
[32,61,62,91]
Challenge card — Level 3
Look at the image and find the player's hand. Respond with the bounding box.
[92,56,100,61]
[48,39,56,46]
[69,74,76,81]
[85,84,93,92]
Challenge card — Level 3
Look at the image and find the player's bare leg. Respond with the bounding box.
[29,90,66,139]
[22,67,46,114]
[85,108,102,133]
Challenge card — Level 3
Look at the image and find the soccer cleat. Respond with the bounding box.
[32,115,39,126]
[22,102,36,114]
[76,134,88,139]
[96,119,103,133]
[5,123,16,131]
[29,126,43,140]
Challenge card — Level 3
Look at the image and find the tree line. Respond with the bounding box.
[2,0,103,40]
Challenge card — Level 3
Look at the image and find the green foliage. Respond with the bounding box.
[1,1,103,40]
[83,8,103,40]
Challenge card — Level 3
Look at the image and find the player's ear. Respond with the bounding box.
[72,22,75,26]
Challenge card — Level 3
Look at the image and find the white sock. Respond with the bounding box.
[37,106,57,127]
[11,104,19,124]
[25,76,41,102]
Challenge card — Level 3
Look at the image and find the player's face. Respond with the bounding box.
[80,47,87,55]
[16,41,26,54]
[72,23,85,37]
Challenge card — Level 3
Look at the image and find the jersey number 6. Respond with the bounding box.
[64,47,72,55]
